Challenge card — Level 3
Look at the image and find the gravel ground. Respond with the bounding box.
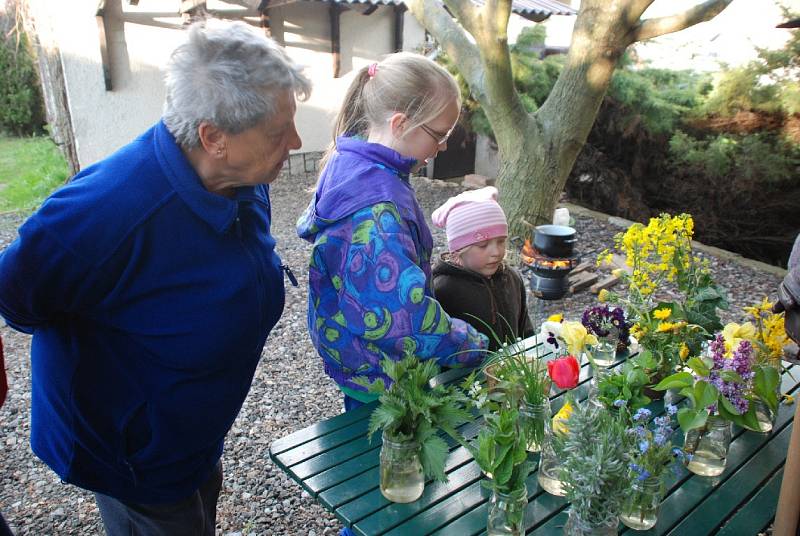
[0,168,785,535]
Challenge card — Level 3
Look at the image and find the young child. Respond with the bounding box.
[431,186,534,350]
[297,53,488,412]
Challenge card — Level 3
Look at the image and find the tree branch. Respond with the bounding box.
[442,0,478,36]
[628,0,733,44]
[405,0,486,101]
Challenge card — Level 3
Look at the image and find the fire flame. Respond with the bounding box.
[521,239,572,268]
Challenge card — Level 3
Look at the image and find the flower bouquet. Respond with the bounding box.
[654,334,759,476]
[582,305,631,367]
[619,406,681,530]
[598,213,728,381]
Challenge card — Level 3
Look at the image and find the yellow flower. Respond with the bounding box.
[722,322,756,356]
[783,394,795,406]
[679,343,689,360]
[552,401,574,435]
[653,308,672,320]
[560,321,598,356]
[548,313,564,323]
[598,289,609,303]
[656,322,676,333]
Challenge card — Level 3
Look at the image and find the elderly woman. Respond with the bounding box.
[0,21,309,535]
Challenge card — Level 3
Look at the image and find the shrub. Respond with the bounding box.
[0,17,46,135]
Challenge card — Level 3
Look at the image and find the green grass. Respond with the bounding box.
[0,134,69,212]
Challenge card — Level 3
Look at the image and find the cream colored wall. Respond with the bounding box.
[29,0,426,168]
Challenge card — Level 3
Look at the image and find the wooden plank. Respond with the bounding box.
[355,458,484,535]
[589,275,620,294]
[717,466,783,536]
[570,261,593,276]
[290,435,377,481]
[95,2,112,91]
[270,401,375,455]
[329,2,342,78]
[666,421,792,535]
[568,272,598,294]
[338,446,477,526]
[272,418,371,468]
[304,446,381,496]
[393,4,406,52]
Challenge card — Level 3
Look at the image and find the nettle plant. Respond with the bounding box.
[354,355,473,482]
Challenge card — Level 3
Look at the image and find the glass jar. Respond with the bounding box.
[379,432,424,503]
[487,486,528,536]
[590,339,617,368]
[587,366,611,408]
[620,476,663,530]
[537,433,565,496]
[684,415,732,477]
[747,398,778,434]
[520,399,551,453]
[563,509,619,535]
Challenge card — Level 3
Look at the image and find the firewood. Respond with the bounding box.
[568,272,599,294]
[570,261,593,276]
[589,275,620,294]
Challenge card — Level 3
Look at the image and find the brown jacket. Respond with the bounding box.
[432,257,534,351]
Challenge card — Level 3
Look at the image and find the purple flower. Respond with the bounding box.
[639,440,650,453]
[666,404,678,415]
[633,408,652,422]
[581,305,631,342]
[614,399,627,408]
[654,433,667,446]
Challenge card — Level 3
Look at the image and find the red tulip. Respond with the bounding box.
[547,355,580,389]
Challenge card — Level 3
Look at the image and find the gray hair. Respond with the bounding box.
[163,20,311,148]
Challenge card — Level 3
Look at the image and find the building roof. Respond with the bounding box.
[329,0,578,19]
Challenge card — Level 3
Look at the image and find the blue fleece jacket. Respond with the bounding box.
[0,121,285,504]
[296,137,487,393]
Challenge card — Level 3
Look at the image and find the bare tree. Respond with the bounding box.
[406,0,733,237]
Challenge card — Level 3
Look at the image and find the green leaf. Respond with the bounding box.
[694,381,718,410]
[653,371,694,391]
[420,434,450,482]
[687,357,710,377]
[754,366,781,411]
[677,407,708,432]
[719,395,741,416]
[719,370,744,384]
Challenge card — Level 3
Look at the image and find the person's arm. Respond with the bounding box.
[0,209,100,333]
[333,206,487,367]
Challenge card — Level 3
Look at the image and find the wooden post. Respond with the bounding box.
[393,4,406,52]
[774,400,800,535]
[258,0,272,37]
[329,2,342,78]
[95,0,112,91]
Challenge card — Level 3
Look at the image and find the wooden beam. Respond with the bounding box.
[362,5,379,15]
[95,1,112,91]
[393,3,406,52]
[180,0,206,13]
[329,2,342,78]
[258,0,272,37]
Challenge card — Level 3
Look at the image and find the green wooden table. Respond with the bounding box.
[270,353,798,535]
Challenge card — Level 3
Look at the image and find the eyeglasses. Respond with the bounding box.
[419,123,453,145]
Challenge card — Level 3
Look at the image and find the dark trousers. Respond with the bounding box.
[95,461,223,536]
[0,511,13,536]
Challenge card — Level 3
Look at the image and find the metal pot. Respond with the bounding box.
[533,225,577,258]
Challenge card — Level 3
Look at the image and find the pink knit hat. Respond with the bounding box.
[431,186,508,252]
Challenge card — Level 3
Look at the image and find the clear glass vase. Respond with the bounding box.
[487,486,528,536]
[563,509,619,535]
[684,415,732,477]
[520,399,551,453]
[537,432,565,496]
[587,366,611,408]
[746,398,778,433]
[379,432,424,503]
[620,477,663,530]
[590,339,617,368]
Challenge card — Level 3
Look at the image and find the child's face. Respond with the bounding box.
[396,99,460,172]
[458,236,507,277]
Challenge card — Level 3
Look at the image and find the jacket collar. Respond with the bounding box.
[336,136,417,179]
[154,120,267,234]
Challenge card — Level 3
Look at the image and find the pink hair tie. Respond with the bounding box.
[367,63,378,79]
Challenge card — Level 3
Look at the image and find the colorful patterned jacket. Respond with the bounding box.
[296,137,487,392]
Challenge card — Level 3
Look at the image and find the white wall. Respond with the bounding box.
[28,0,426,168]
